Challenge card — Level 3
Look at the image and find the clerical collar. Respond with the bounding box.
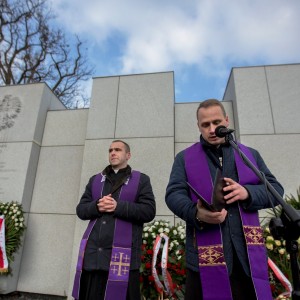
[102,165,131,176]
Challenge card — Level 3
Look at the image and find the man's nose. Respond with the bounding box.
[209,124,216,134]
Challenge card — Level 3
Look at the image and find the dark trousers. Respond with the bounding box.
[79,269,140,300]
[184,260,257,300]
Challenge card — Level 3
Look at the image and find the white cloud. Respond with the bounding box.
[49,0,300,99]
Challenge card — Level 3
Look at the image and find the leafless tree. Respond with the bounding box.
[0,0,94,108]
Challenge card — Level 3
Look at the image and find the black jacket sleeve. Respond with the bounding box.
[76,175,103,220]
[165,151,202,229]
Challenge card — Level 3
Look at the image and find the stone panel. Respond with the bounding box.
[30,146,84,214]
[115,72,174,137]
[22,143,41,212]
[18,214,75,296]
[240,134,300,196]
[86,76,119,139]
[0,142,33,209]
[126,137,174,215]
[265,64,300,134]
[231,67,274,135]
[42,109,88,146]
[0,83,64,144]
[78,139,112,198]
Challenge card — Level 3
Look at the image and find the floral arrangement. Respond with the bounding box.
[263,226,295,299]
[140,220,186,300]
[262,187,300,300]
[0,201,26,275]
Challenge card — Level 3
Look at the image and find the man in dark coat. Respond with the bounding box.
[73,140,156,300]
[165,99,284,300]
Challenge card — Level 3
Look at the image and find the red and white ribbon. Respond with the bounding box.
[268,257,292,299]
[152,233,174,298]
[0,216,8,273]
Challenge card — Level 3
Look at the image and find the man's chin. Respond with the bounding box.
[207,137,224,146]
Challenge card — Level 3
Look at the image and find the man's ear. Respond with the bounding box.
[127,152,131,160]
[225,115,229,127]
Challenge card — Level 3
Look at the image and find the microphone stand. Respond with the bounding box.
[225,134,300,300]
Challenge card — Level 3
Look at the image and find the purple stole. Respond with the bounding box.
[72,171,141,300]
[185,143,272,300]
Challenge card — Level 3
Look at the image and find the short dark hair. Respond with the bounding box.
[111,140,130,153]
[196,99,226,118]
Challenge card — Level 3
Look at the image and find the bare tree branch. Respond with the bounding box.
[0,0,94,108]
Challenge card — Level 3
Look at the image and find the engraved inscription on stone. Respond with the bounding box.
[0,94,22,131]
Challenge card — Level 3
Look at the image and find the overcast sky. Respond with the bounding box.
[50,0,300,103]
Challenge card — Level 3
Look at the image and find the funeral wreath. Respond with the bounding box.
[0,201,26,274]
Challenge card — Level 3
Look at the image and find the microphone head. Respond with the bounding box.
[215,125,234,138]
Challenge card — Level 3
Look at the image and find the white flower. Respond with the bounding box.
[158,228,163,233]
[143,240,147,244]
[143,226,149,232]
[152,233,156,239]
[180,234,185,239]
[177,255,182,260]
[278,248,285,255]
[144,233,149,238]
[266,243,273,250]
[275,240,281,246]
[173,230,178,235]
[154,221,159,226]
[164,228,170,233]
[266,236,274,241]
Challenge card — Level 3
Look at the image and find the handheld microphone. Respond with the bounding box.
[215,125,235,138]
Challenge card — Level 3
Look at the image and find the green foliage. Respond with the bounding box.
[285,187,300,210]
[0,201,26,275]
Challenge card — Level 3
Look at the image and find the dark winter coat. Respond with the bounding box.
[77,165,156,271]
[165,136,284,275]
